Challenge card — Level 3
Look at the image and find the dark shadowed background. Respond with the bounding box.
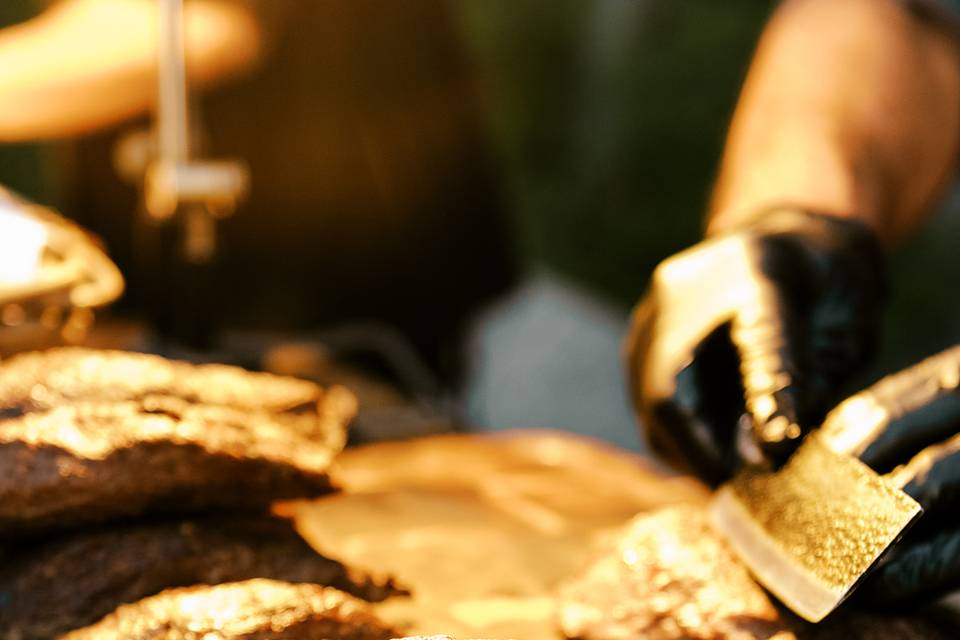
[1,0,957,451]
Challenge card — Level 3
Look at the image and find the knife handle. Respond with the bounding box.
[818,345,960,459]
[881,432,960,490]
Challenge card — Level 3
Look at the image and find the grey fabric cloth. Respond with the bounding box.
[462,271,646,455]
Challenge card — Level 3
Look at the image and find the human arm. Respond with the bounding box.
[709,0,960,244]
[627,0,960,482]
[0,0,262,141]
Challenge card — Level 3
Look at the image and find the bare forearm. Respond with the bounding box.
[708,0,960,245]
[0,0,261,141]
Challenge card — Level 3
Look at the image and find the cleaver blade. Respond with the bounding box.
[709,433,922,623]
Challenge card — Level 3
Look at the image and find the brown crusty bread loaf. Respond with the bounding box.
[0,515,406,639]
[62,579,401,640]
[0,348,355,536]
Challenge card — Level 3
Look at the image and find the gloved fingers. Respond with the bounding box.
[858,524,960,607]
[818,346,960,468]
[861,346,960,471]
[626,280,743,484]
[646,392,736,485]
[862,393,960,473]
[628,304,708,475]
[729,278,804,464]
[650,326,746,484]
[635,326,744,485]
[889,432,960,522]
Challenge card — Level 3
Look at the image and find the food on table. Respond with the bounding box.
[63,579,400,640]
[0,348,356,536]
[557,506,953,640]
[0,515,405,639]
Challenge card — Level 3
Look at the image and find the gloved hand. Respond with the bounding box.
[625,208,885,484]
[817,346,960,606]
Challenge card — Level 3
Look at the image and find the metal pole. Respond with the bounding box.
[157,0,188,164]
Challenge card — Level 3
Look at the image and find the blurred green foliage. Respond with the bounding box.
[458,0,774,307]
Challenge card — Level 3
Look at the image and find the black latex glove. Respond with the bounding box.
[816,346,960,606]
[625,208,885,485]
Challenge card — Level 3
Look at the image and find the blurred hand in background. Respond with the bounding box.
[0,0,261,141]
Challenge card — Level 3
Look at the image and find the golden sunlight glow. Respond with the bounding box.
[0,206,47,284]
[819,394,889,456]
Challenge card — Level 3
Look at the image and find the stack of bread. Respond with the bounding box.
[0,348,406,639]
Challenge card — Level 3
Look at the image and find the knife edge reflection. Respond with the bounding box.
[710,434,922,622]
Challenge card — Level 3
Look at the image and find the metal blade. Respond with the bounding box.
[710,435,922,622]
